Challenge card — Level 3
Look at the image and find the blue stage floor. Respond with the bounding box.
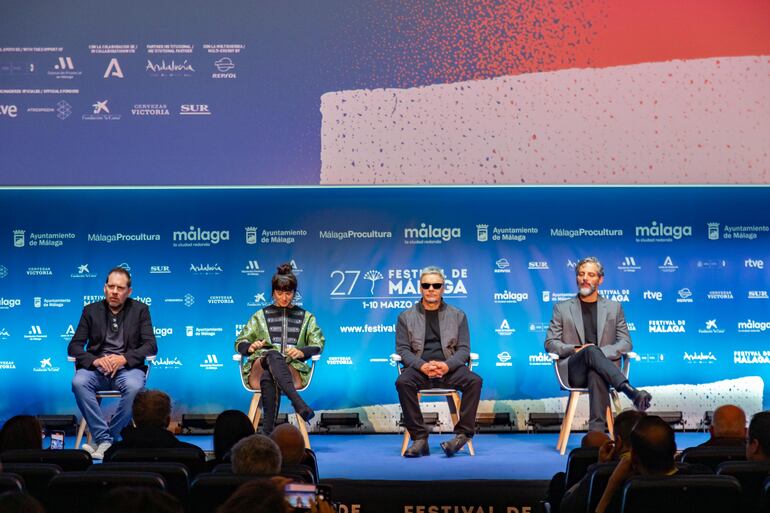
[166,432,712,481]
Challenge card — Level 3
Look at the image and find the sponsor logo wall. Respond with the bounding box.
[0,186,768,421]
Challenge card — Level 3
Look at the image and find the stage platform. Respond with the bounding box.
[168,431,712,481]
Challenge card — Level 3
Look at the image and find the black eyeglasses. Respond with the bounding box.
[420,283,443,290]
[110,317,119,333]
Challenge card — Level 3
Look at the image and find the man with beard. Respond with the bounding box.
[545,257,651,432]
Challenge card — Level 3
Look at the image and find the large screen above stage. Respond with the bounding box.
[1,0,769,185]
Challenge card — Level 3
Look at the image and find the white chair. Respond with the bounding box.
[391,352,478,456]
[549,351,637,455]
[69,355,155,449]
[233,353,320,450]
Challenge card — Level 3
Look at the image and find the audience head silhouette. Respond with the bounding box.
[0,415,42,452]
[747,410,770,461]
[216,480,289,513]
[711,404,746,439]
[231,434,282,475]
[94,487,183,513]
[132,390,172,429]
[213,410,255,462]
[630,415,676,475]
[270,423,306,465]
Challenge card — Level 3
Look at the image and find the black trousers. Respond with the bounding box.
[395,365,482,440]
[259,350,309,434]
[567,345,627,431]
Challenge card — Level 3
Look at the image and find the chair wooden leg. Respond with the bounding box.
[557,391,581,455]
[401,430,411,456]
[75,418,87,449]
[606,405,615,439]
[294,412,311,450]
[610,390,622,414]
[248,393,262,430]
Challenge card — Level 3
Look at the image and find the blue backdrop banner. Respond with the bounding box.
[0,186,768,424]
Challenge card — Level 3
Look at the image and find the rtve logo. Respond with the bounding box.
[745,259,765,269]
[0,105,18,118]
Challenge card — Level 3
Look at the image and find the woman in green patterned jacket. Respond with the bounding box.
[235,263,325,434]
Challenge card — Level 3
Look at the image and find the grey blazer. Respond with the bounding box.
[544,295,632,385]
[395,301,470,371]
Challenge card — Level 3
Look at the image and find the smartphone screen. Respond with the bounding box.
[284,483,316,511]
[49,430,65,450]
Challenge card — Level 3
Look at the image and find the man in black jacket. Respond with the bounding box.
[68,267,157,459]
[395,266,482,458]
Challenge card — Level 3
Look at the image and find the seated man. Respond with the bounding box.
[68,267,157,459]
[395,266,483,458]
[231,434,282,475]
[747,411,770,461]
[545,257,651,433]
[102,389,204,460]
[698,404,746,447]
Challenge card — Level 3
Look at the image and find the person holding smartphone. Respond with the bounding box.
[235,263,325,435]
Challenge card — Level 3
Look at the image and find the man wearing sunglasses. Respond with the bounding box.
[68,267,157,459]
[395,266,482,457]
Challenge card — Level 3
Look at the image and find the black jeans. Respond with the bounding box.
[395,364,482,440]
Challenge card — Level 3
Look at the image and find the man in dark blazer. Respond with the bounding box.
[395,266,482,457]
[545,257,651,431]
[68,267,157,459]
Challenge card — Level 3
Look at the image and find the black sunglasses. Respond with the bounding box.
[420,283,443,290]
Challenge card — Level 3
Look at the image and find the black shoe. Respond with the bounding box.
[440,434,469,457]
[404,438,429,458]
[297,407,315,422]
[633,390,652,411]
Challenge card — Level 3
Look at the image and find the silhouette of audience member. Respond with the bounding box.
[698,404,747,447]
[0,415,43,452]
[596,415,679,513]
[0,491,45,513]
[270,424,305,465]
[231,434,282,475]
[102,389,204,460]
[216,480,290,513]
[747,411,770,461]
[560,410,645,513]
[213,410,255,463]
[581,430,610,449]
[94,487,183,513]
